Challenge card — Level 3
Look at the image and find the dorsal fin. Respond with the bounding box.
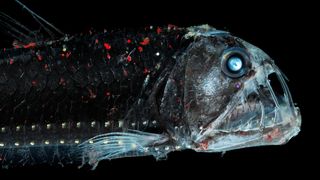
[0,12,35,43]
[15,0,64,37]
[0,0,64,46]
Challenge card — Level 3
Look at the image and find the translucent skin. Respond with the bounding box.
[182,25,301,152]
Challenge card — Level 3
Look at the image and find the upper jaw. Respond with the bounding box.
[190,63,301,152]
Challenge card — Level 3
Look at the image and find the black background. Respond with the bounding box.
[0,0,315,178]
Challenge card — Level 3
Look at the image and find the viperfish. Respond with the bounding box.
[0,2,301,169]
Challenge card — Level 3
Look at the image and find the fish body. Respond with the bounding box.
[0,24,301,169]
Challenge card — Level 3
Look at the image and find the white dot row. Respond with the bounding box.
[1,120,157,133]
[0,120,157,133]
[0,121,116,133]
[0,139,81,147]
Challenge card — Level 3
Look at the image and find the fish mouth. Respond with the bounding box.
[194,63,301,152]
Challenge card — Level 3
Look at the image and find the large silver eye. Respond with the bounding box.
[221,47,249,78]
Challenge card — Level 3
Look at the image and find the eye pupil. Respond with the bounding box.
[221,47,250,78]
[227,56,243,72]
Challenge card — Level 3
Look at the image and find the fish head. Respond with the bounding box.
[183,25,301,152]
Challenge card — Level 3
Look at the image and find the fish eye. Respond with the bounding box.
[221,48,249,78]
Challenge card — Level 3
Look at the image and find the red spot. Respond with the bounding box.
[106,53,111,60]
[23,42,36,49]
[157,27,162,34]
[143,68,149,74]
[265,134,273,142]
[105,90,111,97]
[37,54,43,62]
[176,34,180,40]
[140,37,150,46]
[127,39,132,44]
[61,53,65,57]
[95,39,99,44]
[104,43,111,50]
[127,55,132,62]
[9,58,14,65]
[264,128,281,142]
[168,44,173,49]
[138,46,143,52]
[199,140,209,150]
[3,48,6,52]
[31,80,37,86]
[66,51,71,58]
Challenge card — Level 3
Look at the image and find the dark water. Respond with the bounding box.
[0,0,314,178]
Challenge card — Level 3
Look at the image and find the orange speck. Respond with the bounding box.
[140,37,150,46]
[9,58,14,65]
[104,43,111,50]
[264,128,281,142]
[127,55,132,62]
[199,140,209,150]
[37,54,43,62]
[66,51,71,58]
[23,42,36,49]
[105,90,111,97]
[31,80,37,86]
[106,53,111,60]
[143,68,149,74]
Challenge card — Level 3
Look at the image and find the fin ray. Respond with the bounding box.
[15,0,64,36]
[77,130,168,167]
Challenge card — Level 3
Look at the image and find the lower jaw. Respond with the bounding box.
[197,102,301,152]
